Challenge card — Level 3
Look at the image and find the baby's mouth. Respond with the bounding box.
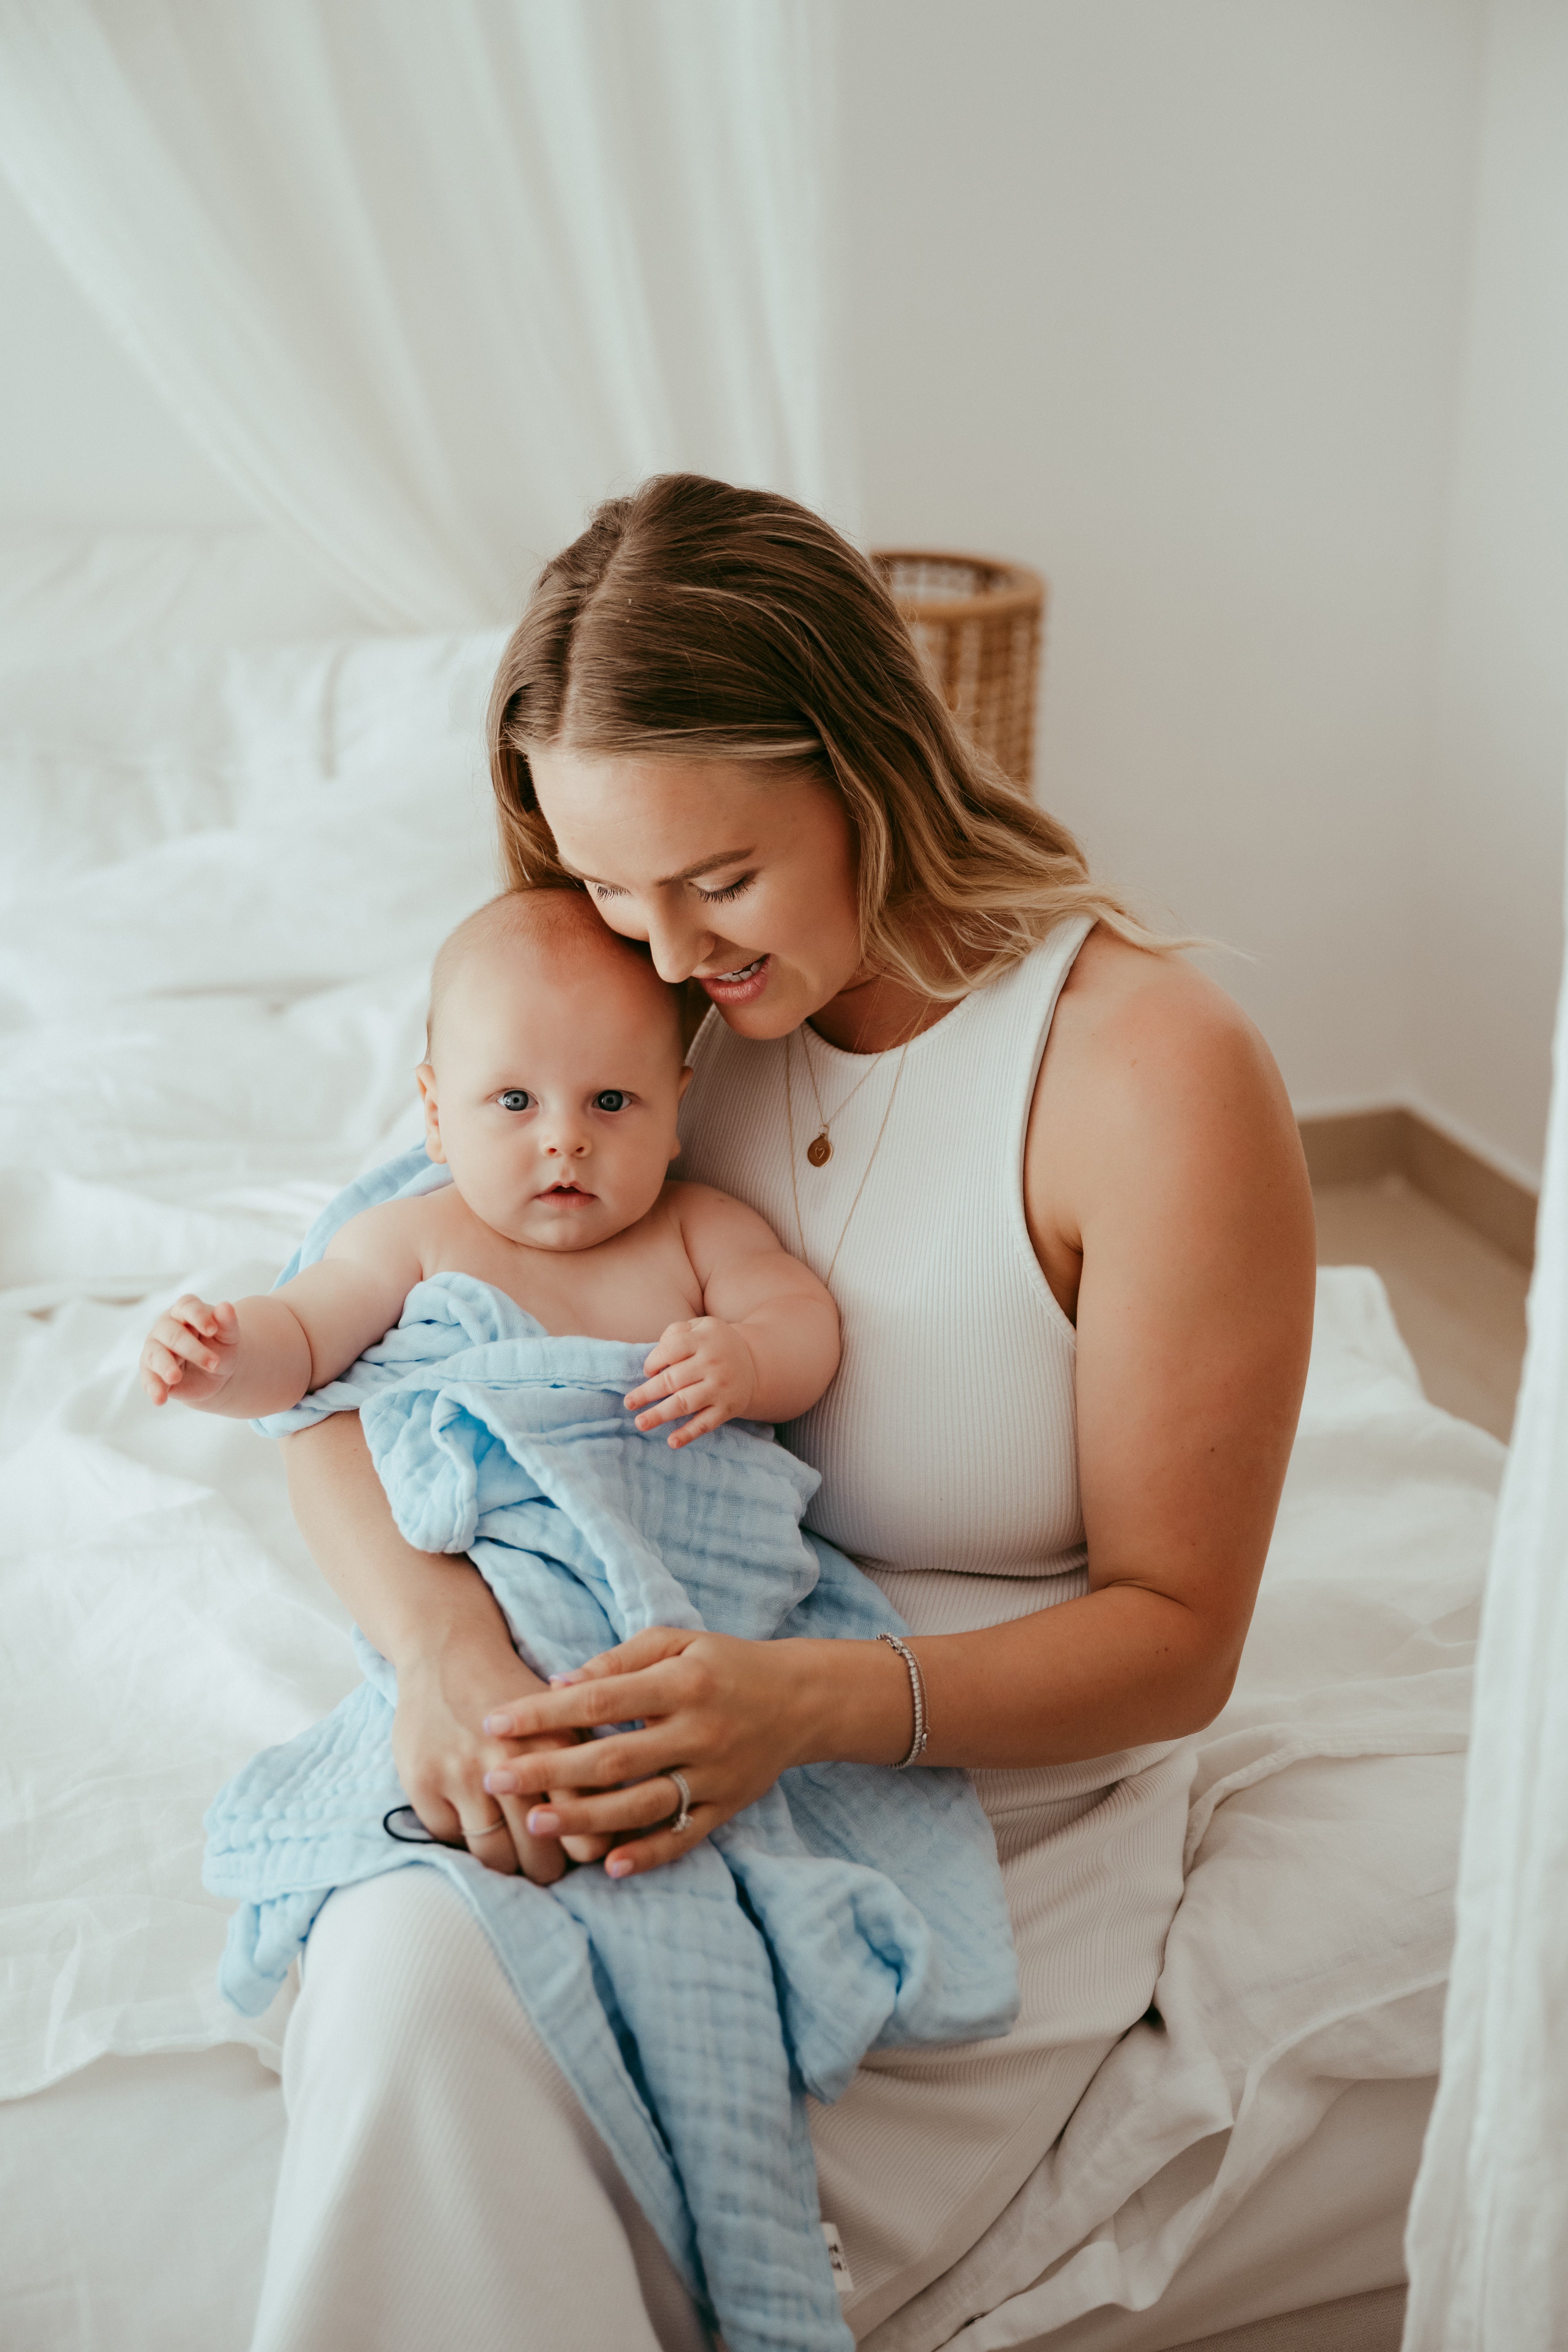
[540,1180,594,1199]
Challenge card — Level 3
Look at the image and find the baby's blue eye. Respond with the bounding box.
[594,1090,630,1113]
[498,1089,532,1112]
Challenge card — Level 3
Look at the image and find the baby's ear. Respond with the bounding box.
[677,1063,695,1103]
[415,1064,447,1163]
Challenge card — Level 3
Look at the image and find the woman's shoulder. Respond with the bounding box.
[1049,926,1278,1111]
[1026,926,1310,1289]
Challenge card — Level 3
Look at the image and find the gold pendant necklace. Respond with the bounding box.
[797,1023,884,1169]
[785,1031,913,1291]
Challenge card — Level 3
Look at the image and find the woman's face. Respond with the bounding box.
[526,746,863,1039]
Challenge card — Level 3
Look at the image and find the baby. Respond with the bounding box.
[139,887,838,1447]
[141,888,840,1866]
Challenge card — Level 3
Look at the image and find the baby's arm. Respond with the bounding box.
[626,1187,840,1447]
[138,1202,424,1419]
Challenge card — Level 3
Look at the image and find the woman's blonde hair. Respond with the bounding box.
[487,474,1155,1003]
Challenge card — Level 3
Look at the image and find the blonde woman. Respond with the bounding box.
[254,477,1314,2352]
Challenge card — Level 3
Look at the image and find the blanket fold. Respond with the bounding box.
[204,1152,1019,2352]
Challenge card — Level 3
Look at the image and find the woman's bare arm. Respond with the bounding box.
[282,1413,574,1880]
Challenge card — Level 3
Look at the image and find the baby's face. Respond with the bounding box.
[417,940,690,1253]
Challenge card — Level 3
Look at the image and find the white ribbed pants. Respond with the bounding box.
[251,1860,1124,2352]
[250,1870,710,2352]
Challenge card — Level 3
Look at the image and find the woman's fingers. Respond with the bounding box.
[603,1813,709,1880]
[522,1771,692,1842]
[484,1629,697,1733]
[558,1627,696,1683]
[455,1799,521,1877]
[560,1829,615,1863]
[484,1660,685,1742]
[505,1795,573,1884]
[485,1725,684,1801]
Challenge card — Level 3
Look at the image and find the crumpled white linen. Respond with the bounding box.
[0,625,1495,2343]
[1,625,502,2089]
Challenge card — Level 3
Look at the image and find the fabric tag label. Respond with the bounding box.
[822,2221,854,2296]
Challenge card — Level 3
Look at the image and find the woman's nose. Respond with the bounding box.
[644,903,711,986]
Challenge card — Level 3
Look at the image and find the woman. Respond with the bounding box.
[252,476,1314,2352]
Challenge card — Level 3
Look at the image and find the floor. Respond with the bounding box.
[1313,1172,1529,1443]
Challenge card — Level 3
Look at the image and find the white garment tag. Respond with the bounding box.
[822,2221,855,2296]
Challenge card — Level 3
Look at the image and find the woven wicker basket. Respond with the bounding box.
[871,550,1047,788]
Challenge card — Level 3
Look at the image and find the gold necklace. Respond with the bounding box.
[796,1025,886,1169]
[785,1032,913,1291]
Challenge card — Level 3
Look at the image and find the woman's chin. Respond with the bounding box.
[700,958,807,1039]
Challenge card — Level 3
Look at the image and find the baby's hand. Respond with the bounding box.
[625,1318,760,1448]
[139,1295,240,1407]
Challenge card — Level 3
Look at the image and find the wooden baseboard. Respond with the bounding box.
[1298,1108,1537,1270]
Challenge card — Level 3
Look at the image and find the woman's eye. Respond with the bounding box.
[497,1089,532,1113]
[594,1090,630,1113]
[694,875,753,905]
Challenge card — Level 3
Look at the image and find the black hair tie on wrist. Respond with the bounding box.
[383,1805,438,1844]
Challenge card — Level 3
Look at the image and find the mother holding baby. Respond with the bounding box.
[254,475,1314,2350]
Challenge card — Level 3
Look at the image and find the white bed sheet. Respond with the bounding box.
[0,606,1494,2347]
[0,2040,1426,2352]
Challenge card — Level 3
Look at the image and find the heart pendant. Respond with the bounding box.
[806,1132,832,1167]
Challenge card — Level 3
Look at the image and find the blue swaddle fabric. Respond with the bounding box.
[204,1152,1018,2352]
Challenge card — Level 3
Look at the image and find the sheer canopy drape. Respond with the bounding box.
[1402,845,1568,2346]
[0,0,852,629]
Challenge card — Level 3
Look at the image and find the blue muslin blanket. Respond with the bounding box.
[205,1150,1019,2352]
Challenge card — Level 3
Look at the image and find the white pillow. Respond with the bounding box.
[0,627,509,1009]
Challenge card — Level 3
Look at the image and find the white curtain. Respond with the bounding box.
[1402,852,1568,2344]
[0,0,853,631]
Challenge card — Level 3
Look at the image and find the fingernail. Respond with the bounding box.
[527,1809,560,1833]
[606,1857,633,1878]
[483,1715,513,1735]
[548,1672,580,1686]
[483,1771,517,1794]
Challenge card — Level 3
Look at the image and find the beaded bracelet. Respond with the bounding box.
[876,1631,929,1768]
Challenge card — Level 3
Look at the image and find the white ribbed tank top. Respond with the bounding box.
[677,917,1094,1636]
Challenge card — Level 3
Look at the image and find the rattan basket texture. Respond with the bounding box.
[871,551,1047,788]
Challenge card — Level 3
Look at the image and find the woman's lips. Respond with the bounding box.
[698,953,771,1005]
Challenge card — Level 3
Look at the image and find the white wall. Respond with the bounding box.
[839,0,1488,1124]
[1409,0,1568,1189]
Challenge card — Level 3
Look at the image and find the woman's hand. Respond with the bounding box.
[479,1627,821,1878]
[393,1632,610,1882]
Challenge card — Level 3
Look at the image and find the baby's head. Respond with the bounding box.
[417,890,690,1252]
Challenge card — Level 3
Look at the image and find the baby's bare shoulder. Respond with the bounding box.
[663,1180,785,1251]
[323,1190,445,1279]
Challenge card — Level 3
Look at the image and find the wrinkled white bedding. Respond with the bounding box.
[0,616,1496,2341]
